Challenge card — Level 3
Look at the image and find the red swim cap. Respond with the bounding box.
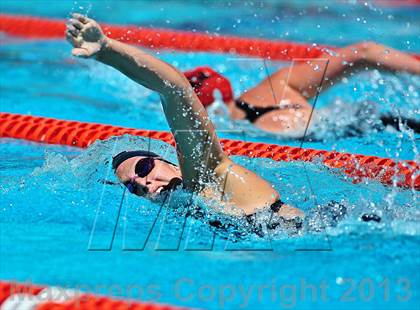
[184,67,233,108]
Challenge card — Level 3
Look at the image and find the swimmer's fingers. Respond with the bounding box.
[71,13,90,24]
[66,24,79,38]
[66,29,82,48]
[68,18,83,30]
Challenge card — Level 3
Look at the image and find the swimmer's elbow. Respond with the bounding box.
[165,68,191,89]
[161,73,195,99]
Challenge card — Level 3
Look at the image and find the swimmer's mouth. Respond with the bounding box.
[158,178,183,195]
[149,179,183,197]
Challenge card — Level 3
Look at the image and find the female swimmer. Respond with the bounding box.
[66,14,304,226]
[185,43,420,136]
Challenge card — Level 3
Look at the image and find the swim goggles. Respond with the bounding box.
[123,157,156,194]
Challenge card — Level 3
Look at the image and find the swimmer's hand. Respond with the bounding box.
[66,13,107,58]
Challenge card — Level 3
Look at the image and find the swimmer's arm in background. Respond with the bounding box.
[66,14,228,188]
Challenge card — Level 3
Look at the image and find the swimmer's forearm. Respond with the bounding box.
[95,38,189,95]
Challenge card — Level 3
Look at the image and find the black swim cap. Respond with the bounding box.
[112,150,159,170]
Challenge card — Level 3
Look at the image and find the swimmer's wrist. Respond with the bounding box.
[96,37,112,59]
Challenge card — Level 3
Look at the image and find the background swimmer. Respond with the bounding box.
[186,42,420,137]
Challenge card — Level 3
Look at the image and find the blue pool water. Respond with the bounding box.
[1,1,419,309]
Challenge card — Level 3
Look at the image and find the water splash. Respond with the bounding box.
[1,136,418,241]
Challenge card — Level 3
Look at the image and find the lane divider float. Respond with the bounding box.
[1,112,418,190]
[1,14,419,61]
[0,281,182,310]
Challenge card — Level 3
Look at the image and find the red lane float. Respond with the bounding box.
[2,14,420,61]
[1,112,418,190]
[0,281,182,309]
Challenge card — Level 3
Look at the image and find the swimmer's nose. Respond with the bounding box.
[135,178,159,194]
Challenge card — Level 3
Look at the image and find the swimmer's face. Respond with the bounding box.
[115,156,182,198]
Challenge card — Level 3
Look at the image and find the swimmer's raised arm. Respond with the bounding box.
[66,14,226,188]
[66,14,306,220]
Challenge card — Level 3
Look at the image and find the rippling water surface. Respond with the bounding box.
[1,1,419,309]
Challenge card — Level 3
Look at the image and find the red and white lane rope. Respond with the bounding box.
[1,14,419,61]
[0,281,182,310]
[1,112,418,190]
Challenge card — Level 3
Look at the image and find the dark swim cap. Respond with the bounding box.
[112,150,159,170]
